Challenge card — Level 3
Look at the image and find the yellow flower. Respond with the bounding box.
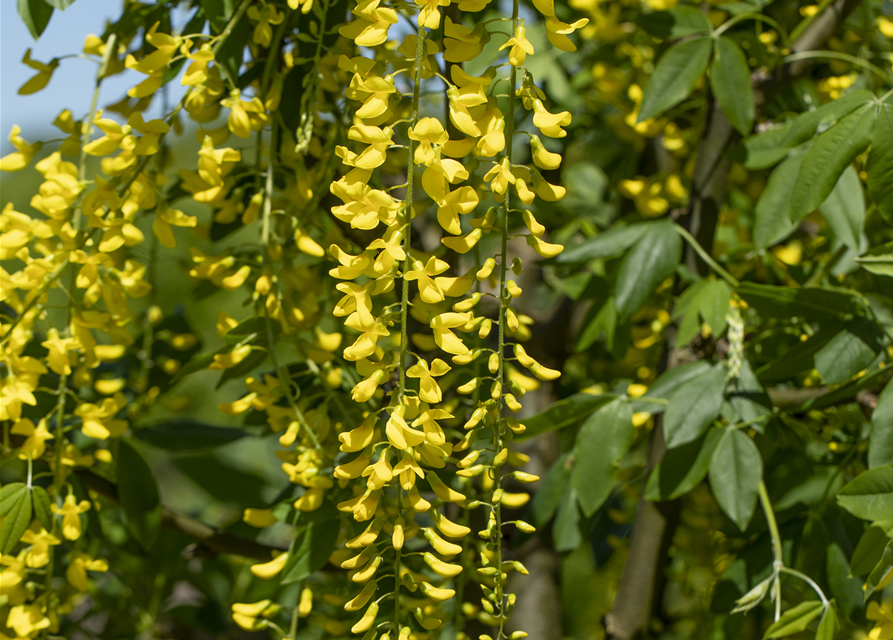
[405,256,450,304]
[247,4,285,47]
[65,551,109,591]
[6,604,50,637]
[499,24,535,66]
[11,418,54,459]
[180,42,215,86]
[0,125,42,172]
[18,49,59,95]
[867,600,893,640]
[339,0,398,46]
[545,17,589,52]
[407,358,451,403]
[416,0,450,29]
[532,99,572,138]
[152,202,197,248]
[444,17,488,62]
[52,494,92,540]
[75,396,128,440]
[20,526,62,568]
[409,117,449,166]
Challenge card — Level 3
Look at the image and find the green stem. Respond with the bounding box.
[758,481,783,621]
[782,50,893,82]
[789,0,840,43]
[673,223,740,287]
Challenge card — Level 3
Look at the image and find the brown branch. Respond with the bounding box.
[76,469,284,561]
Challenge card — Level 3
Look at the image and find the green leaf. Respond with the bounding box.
[837,464,893,521]
[856,241,893,278]
[44,0,75,8]
[762,600,824,638]
[17,0,53,39]
[710,37,754,135]
[636,6,712,38]
[850,525,891,576]
[664,364,727,447]
[791,103,876,221]
[819,166,865,253]
[281,506,340,585]
[863,539,893,601]
[575,297,617,352]
[867,101,893,224]
[736,282,857,321]
[727,359,772,424]
[553,487,582,553]
[816,602,838,640]
[753,153,803,249]
[615,219,682,321]
[554,223,650,264]
[632,361,712,414]
[870,381,893,469]
[757,322,843,383]
[134,420,247,452]
[814,317,883,385]
[215,348,267,389]
[673,279,731,347]
[826,545,862,616]
[646,428,722,500]
[200,0,235,33]
[572,398,635,516]
[709,429,762,530]
[31,486,53,532]
[638,37,713,122]
[117,439,162,549]
[171,351,217,381]
[0,483,28,517]
[532,453,572,526]
[737,90,875,170]
[0,491,32,555]
[516,393,613,441]
[850,525,890,576]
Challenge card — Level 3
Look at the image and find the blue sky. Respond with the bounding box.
[1,1,186,156]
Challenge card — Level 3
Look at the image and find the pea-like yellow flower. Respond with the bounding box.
[545,17,589,51]
[339,0,398,47]
[152,202,197,248]
[11,418,54,459]
[52,494,92,540]
[409,117,449,166]
[444,17,488,62]
[416,0,450,28]
[66,551,108,591]
[532,99,572,138]
[407,358,451,403]
[75,396,128,440]
[247,4,285,46]
[0,125,42,172]
[404,256,450,304]
[500,24,535,66]
[6,604,50,637]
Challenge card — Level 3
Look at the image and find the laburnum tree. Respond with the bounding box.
[1,0,892,638]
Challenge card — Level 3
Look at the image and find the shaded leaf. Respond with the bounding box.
[863,539,893,601]
[134,420,247,452]
[638,37,713,122]
[636,6,712,38]
[31,486,53,532]
[826,544,862,616]
[710,37,754,135]
[791,103,876,221]
[753,152,803,249]
[763,600,824,638]
[664,364,727,447]
[736,282,857,321]
[837,464,893,521]
[850,525,891,576]
[646,428,722,500]
[117,439,162,549]
[555,223,649,264]
[819,166,865,253]
[816,602,838,640]
[516,393,613,442]
[632,361,712,414]
[575,297,617,352]
[0,491,32,555]
[553,487,582,553]
[532,453,572,526]
[867,101,893,224]
[856,241,893,278]
[709,429,762,530]
[615,219,682,321]
[281,504,340,585]
[870,381,893,469]
[0,483,28,517]
[572,398,635,516]
[814,317,883,385]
